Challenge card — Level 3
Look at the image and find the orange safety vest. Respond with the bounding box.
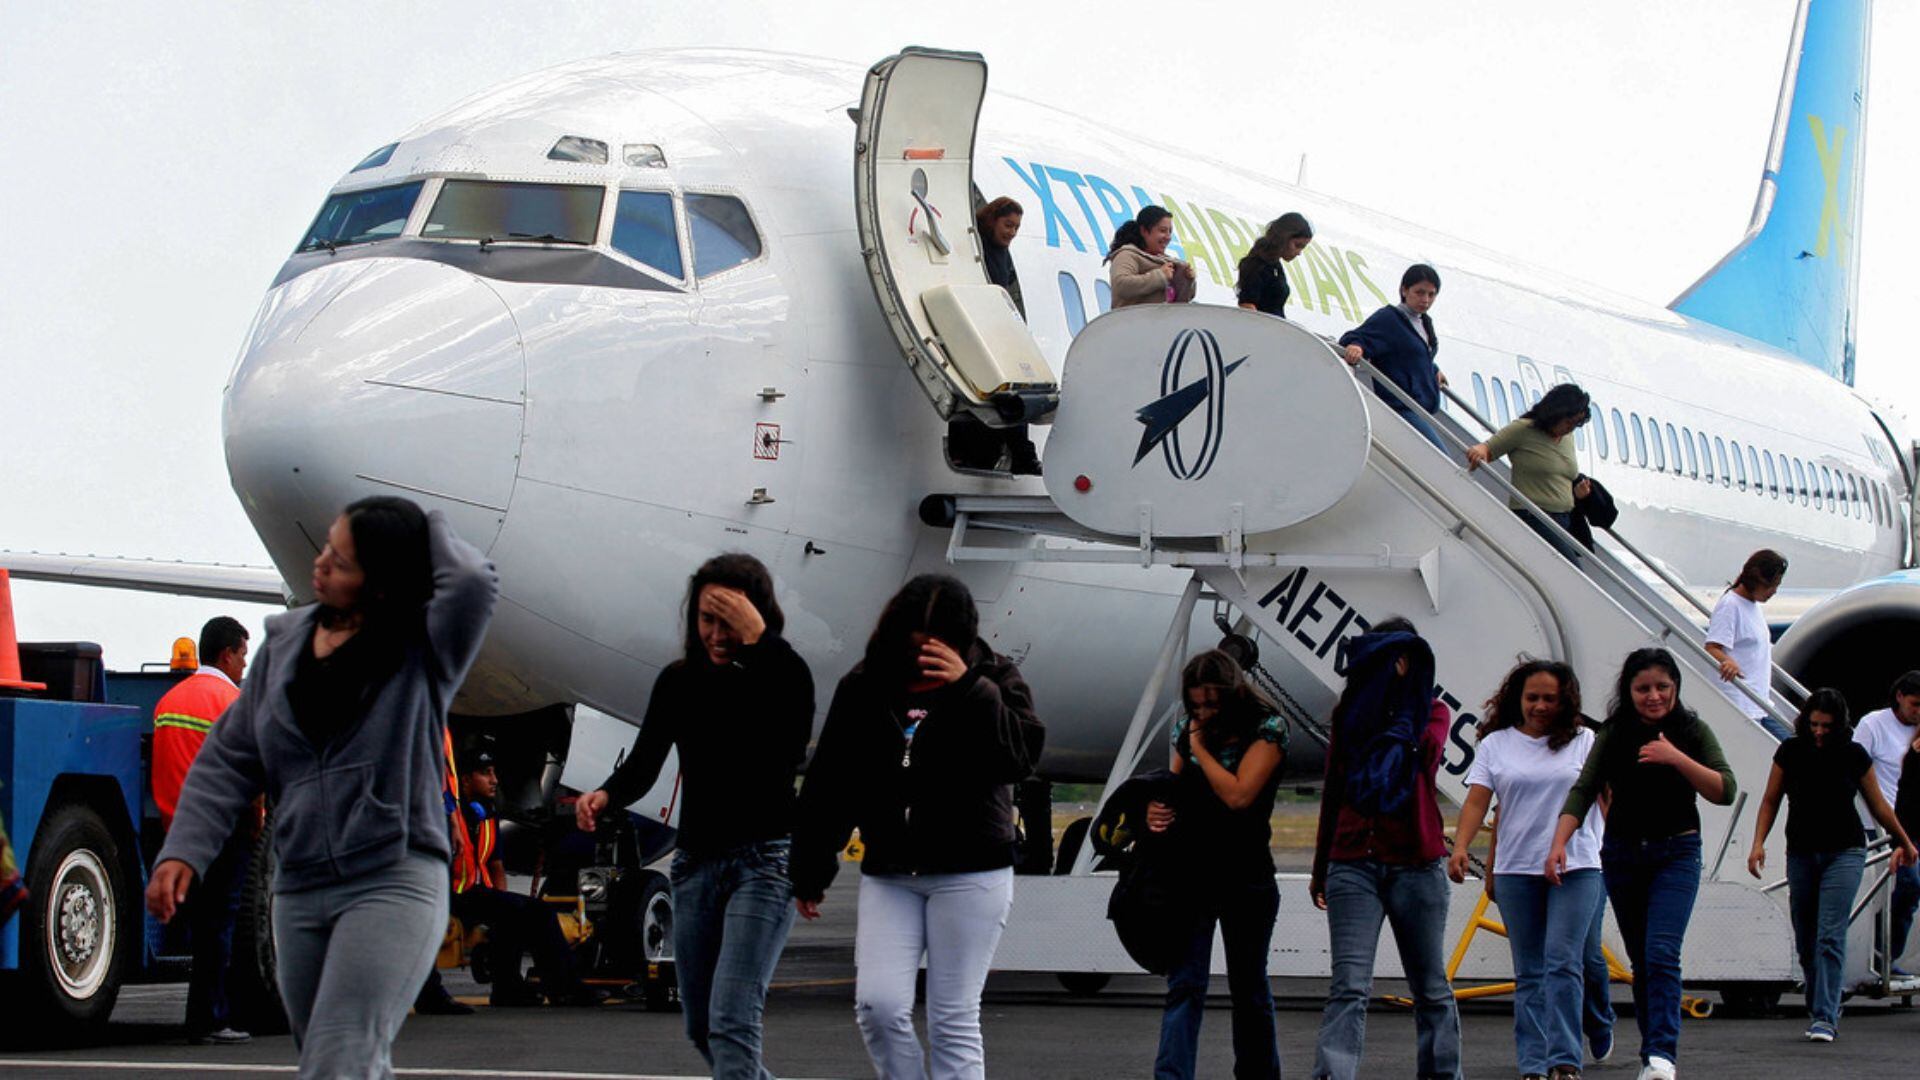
[446,727,495,894]
[152,670,241,830]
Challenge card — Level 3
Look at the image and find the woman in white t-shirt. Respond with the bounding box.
[1704,549,1788,722]
[1449,660,1606,1080]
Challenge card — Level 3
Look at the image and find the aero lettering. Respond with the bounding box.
[1255,564,1479,776]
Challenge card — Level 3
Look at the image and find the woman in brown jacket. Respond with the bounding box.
[1106,205,1196,308]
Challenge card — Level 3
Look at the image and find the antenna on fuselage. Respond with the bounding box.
[1296,153,1308,188]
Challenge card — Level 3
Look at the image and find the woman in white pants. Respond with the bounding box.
[792,575,1045,1079]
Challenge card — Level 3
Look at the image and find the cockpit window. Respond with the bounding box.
[548,136,609,165]
[422,180,601,245]
[352,143,398,172]
[686,194,763,278]
[296,180,424,253]
[610,191,682,278]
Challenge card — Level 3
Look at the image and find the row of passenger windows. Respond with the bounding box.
[297,180,763,283]
[1470,373,1899,530]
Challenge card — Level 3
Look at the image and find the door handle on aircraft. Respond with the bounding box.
[912,190,951,256]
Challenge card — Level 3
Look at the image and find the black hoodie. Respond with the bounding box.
[791,641,1043,902]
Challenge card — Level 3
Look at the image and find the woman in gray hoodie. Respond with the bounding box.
[147,496,498,1078]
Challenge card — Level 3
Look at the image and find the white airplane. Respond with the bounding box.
[8,0,1914,803]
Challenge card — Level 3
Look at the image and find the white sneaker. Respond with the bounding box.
[1636,1056,1677,1080]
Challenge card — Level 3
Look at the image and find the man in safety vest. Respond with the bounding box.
[416,742,600,1012]
[151,615,253,1045]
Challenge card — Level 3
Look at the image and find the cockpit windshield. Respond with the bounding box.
[421,180,601,245]
[296,181,424,254]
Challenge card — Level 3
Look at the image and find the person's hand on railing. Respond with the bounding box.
[1464,443,1491,471]
[1342,343,1364,367]
[1436,369,1449,389]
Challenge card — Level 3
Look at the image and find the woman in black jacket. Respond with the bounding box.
[793,574,1044,1080]
[575,553,814,1079]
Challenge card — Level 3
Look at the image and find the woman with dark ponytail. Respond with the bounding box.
[1747,688,1915,1043]
[1235,212,1313,318]
[1107,205,1196,308]
[148,496,498,1076]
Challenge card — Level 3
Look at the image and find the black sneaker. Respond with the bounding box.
[414,995,475,1016]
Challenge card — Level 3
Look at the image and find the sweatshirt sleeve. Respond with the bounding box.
[1310,716,1344,890]
[1337,307,1391,354]
[600,670,679,810]
[948,656,1045,784]
[422,510,501,689]
[791,675,863,903]
[1560,721,1614,821]
[1484,420,1530,460]
[1688,717,1739,806]
[156,640,272,877]
[1109,249,1169,305]
[747,635,816,775]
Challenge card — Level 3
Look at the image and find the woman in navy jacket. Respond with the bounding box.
[1340,263,1449,449]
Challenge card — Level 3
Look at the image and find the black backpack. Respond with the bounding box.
[1097,770,1200,975]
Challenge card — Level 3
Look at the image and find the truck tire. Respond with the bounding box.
[20,802,132,1030]
[638,870,674,964]
[636,870,676,1012]
[227,811,289,1035]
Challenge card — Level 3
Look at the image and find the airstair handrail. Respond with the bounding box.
[1351,360,1795,734]
[1434,376,1812,710]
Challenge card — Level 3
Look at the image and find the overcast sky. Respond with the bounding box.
[1,1,1914,667]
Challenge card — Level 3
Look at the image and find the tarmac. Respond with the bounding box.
[3,889,1917,1078]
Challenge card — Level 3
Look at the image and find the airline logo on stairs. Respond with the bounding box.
[1131,328,1245,480]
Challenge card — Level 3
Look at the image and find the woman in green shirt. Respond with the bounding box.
[1466,383,1592,560]
[1547,648,1737,1080]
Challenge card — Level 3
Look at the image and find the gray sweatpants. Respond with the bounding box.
[274,851,448,1079]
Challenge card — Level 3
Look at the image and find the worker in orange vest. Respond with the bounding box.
[152,616,254,1045]
[416,741,602,1012]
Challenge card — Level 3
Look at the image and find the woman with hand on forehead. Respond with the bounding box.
[576,553,815,1080]
[793,575,1044,1080]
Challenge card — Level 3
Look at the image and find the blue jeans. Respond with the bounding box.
[186,825,253,1034]
[1497,870,1605,1074]
[1893,860,1920,965]
[670,840,796,1080]
[1787,848,1865,1024]
[1582,888,1616,1046]
[1313,858,1461,1080]
[1156,877,1281,1080]
[1601,833,1701,1065]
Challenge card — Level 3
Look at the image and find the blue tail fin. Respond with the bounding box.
[1670,0,1869,384]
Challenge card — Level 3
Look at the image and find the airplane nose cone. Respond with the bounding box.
[224,259,526,593]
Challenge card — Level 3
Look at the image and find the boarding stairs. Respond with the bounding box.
[931,304,1827,989]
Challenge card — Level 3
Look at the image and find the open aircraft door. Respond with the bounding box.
[854,48,1057,428]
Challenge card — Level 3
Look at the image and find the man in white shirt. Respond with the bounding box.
[1855,671,1920,975]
